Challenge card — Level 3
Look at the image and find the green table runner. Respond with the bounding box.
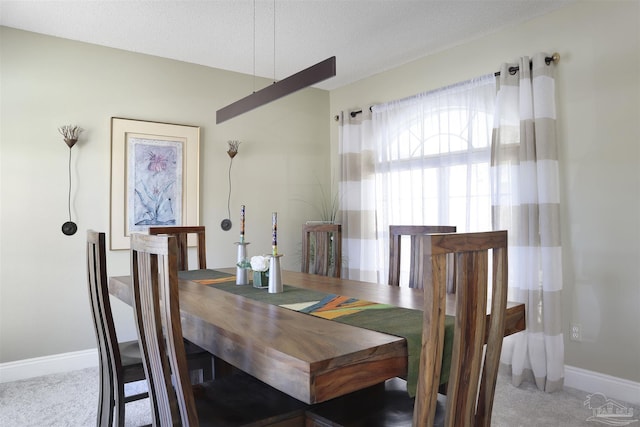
[179,269,453,397]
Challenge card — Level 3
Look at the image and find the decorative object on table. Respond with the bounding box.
[221,140,241,231]
[235,241,250,285]
[268,254,283,293]
[250,255,270,289]
[235,204,250,285]
[269,212,283,293]
[110,118,200,250]
[58,125,83,236]
[239,204,245,242]
[271,211,278,256]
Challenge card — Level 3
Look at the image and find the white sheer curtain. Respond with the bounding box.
[492,53,564,392]
[372,75,496,282]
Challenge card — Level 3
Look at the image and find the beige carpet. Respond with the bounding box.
[0,367,637,426]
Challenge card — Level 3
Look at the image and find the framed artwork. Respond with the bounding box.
[110,117,200,250]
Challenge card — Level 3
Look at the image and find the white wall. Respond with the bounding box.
[0,27,330,362]
[330,1,640,383]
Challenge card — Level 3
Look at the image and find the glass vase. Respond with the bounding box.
[253,270,269,288]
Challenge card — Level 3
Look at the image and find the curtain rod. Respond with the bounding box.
[333,107,370,121]
[494,52,560,76]
[335,52,560,121]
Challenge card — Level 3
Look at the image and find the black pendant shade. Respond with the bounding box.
[216,56,336,124]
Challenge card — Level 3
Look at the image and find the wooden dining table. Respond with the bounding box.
[109,268,525,405]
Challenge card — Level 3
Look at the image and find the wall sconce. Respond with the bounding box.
[221,140,241,231]
[58,125,83,236]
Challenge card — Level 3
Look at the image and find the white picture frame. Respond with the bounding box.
[110,117,200,250]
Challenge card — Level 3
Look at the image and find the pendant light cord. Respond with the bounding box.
[273,0,276,83]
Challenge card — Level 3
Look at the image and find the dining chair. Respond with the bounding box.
[87,230,148,427]
[148,225,206,271]
[305,230,509,427]
[388,225,457,288]
[148,225,217,380]
[87,230,216,426]
[130,233,308,426]
[302,223,342,278]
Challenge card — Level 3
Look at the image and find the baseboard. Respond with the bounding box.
[2,352,638,406]
[0,349,98,383]
[565,365,640,405]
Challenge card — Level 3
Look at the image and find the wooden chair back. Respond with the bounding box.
[302,223,342,278]
[87,230,147,426]
[131,233,199,426]
[414,230,508,427]
[388,225,456,287]
[87,230,119,426]
[148,225,206,271]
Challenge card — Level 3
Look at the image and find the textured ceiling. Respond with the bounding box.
[0,0,574,90]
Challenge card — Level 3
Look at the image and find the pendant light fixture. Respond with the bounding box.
[216,1,336,124]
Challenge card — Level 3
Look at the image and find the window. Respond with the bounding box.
[372,75,496,285]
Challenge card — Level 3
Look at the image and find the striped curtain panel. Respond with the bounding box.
[337,110,379,282]
[491,53,564,392]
